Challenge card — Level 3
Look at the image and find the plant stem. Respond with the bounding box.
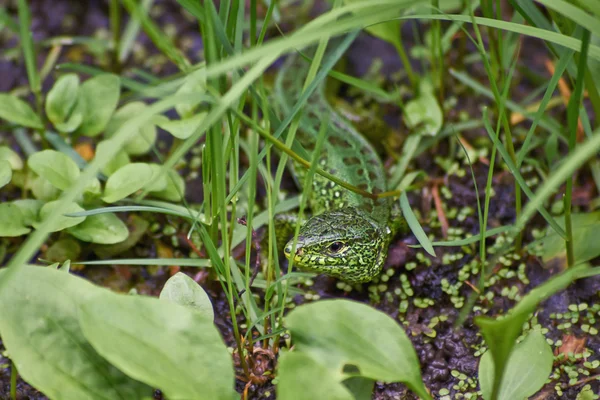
[393,36,417,90]
[10,361,17,400]
[564,28,591,267]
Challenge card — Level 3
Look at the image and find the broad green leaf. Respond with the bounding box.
[67,213,129,244]
[0,93,43,129]
[12,199,43,226]
[541,212,600,266]
[78,291,236,400]
[30,176,60,201]
[159,272,214,319]
[157,112,206,140]
[0,146,24,169]
[76,74,121,136]
[0,203,30,237]
[403,80,443,137]
[35,200,85,232]
[0,266,152,399]
[278,351,354,400]
[45,73,80,126]
[150,169,185,202]
[144,163,168,192]
[286,299,431,400]
[105,102,156,155]
[96,140,130,176]
[0,160,11,188]
[475,264,590,400]
[479,330,553,400]
[102,163,153,203]
[28,150,81,191]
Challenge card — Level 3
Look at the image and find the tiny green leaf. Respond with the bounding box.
[0,160,12,189]
[30,176,60,201]
[159,272,214,319]
[0,146,24,170]
[157,112,206,140]
[0,203,31,237]
[286,299,431,400]
[67,213,129,244]
[403,80,443,137]
[76,74,121,136]
[12,199,43,226]
[78,291,236,400]
[45,73,80,126]
[36,200,85,232]
[0,93,43,129]
[479,330,553,400]
[102,163,154,203]
[28,150,81,191]
[105,102,156,155]
[150,169,185,202]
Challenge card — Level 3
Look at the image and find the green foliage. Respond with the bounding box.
[105,102,157,155]
[403,79,443,137]
[541,212,600,265]
[282,299,432,400]
[79,290,235,400]
[0,93,43,129]
[0,203,31,237]
[159,272,215,320]
[67,213,129,244]
[28,150,81,191]
[75,74,121,136]
[102,162,154,203]
[475,264,591,400]
[45,74,81,131]
[278,352,354,400]
[0,265,236,400]
[0,161,11,189]
[479,330,553,400]
[0,266,153,399]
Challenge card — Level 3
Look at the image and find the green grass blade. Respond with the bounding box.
[72,258,211,267]
[516,49,573,166]
[482,109,566,238]
[399,14,600,62]
[400,192,436,257]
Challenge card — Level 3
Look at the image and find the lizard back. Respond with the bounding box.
[275,47,390,226]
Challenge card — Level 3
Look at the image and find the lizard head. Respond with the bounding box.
[283,208,389,283]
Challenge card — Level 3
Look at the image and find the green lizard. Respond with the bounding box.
[275,45,404,284]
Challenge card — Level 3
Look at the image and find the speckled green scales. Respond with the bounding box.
[275,47,396,283]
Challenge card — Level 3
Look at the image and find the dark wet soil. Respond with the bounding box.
[1,1,599,399]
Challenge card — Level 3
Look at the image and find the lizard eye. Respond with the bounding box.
[328,241,345,253]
